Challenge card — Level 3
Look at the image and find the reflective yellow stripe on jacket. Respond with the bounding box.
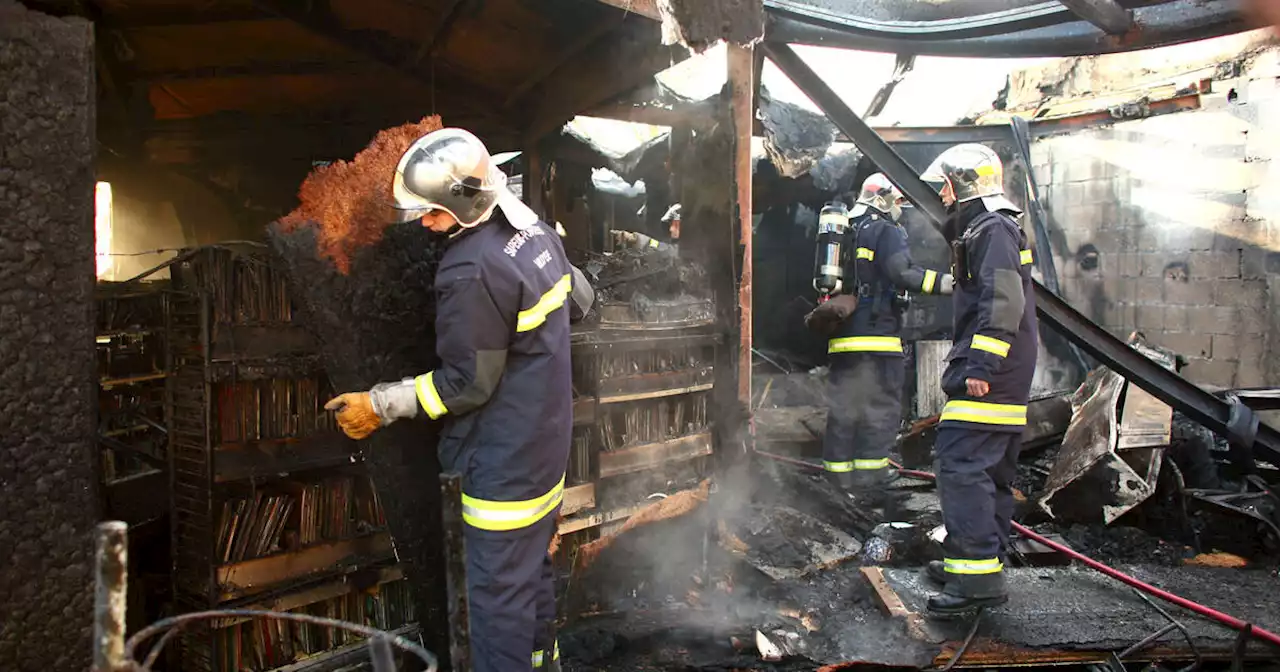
[517,274,572,333]
[1020,249,1033,265]
[462,475,565,531]
[944,557,1003,575]
[940,400,1027,426]
[826,458,890,473]
[856,247,875,261]
[970,334,1011,358]
[922,269,937,294]
[414,371,448,420]
[828,336,903,354]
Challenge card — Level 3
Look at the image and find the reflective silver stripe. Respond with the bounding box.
[461,475,565,531]
[854,458,890,470]
[922,269,937,294]
[824,460,853,473]
[828,336,903,354]
[517,274,572,333]
[970,334,1011,358]
[944,557,1003,575]
[940,400,1027,426]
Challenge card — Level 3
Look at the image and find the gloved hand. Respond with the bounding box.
[324,392,382,440]
[803,294,859,335]
[939,273,956,296]
[611,230,639,248]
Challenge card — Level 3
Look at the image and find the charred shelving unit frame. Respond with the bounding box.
[165,246,419,672]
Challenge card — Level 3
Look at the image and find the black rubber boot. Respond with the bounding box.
[922,560,947,585]
[927,572,1007,617]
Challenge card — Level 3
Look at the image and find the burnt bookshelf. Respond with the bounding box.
[166,246,408,671]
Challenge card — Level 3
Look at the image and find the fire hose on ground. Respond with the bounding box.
[752,448,1280,649]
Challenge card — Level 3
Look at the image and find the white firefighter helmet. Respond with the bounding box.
[391,128,539,230]
[852,172,904,222]
[920,143,1022,215]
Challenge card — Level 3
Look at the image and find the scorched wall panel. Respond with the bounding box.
[0,2,98,670]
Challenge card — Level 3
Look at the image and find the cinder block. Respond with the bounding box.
[1188,305,1227,335]
[1238,303,1268,335]
[1163,279,1213,305]
[1213,279,1267,307]
[1189,251,1241,279]
[1242,247,1267,279]
[1135,305,1164,330]
[1211,334,1242,361]
[1136,277,1164,303]
[1163,305,1190,332]
[1235,335,1268,384]
[1135,225,1161,252]
[1119,252,1142,278]
[1161,225,1216,252]
[1140,253,1169,277]
[1068,182,1087,206]
[1156,332,1212,359]
[1180,359,1237,388]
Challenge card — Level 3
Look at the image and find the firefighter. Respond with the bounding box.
[805,173,953,497]
[324,128,592,671]
[918,143,1039,615]
[611,203,680,258]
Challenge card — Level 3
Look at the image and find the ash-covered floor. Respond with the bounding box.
[556,455,1280,670]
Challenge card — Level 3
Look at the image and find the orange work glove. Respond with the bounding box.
[324,392,382,440]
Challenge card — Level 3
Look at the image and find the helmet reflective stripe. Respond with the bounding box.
[921,143,1012,208]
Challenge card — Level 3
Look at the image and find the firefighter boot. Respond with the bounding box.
[927,571,1008,617]
[923,560,947,585]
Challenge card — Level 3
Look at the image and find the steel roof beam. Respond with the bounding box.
[1056,0,1133,34]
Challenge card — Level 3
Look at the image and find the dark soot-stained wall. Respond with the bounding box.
[0,2,99,670]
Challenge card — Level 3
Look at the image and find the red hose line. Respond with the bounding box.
[753,448,1280,648]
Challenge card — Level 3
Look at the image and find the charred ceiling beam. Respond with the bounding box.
[141,60,374,82]
[406,0,471,68]
[98,7,273,28]
[503,13,628,109]
[525,20,684,140]
[1055,0,1133,35]
[252,0,512,125]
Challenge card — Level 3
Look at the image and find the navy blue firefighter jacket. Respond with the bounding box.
[939,210,1040,433]
[829,212,948,357]
[413,214,576,532]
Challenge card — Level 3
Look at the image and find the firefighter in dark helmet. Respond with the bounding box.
[919,143,1039,615]
[325,128,592,671]
[805,173,952,498]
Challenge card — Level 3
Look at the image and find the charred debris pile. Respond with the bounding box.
[557,333,1280,670]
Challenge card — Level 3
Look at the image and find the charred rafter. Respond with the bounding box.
[504,12,628,109]
[251,0,514,127]
[405,0,471,68]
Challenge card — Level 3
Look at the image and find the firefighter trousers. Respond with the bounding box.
[823,353,905,475]
[934,426,1021,596]
[465,512,558,671]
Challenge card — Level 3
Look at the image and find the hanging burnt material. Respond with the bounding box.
[757,86,837,179]
[267,116,450,658]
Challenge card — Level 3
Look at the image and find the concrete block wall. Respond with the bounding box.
[1033,57,1280,390]
[0,3,98,670]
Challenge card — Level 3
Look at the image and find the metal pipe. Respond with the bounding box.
[93,521,129,672]
[369,633,398,672]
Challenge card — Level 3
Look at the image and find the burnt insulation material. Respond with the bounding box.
[267,221,451,660]
[0,4,98,671]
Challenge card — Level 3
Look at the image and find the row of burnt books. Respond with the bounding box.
[210,579,415,672]
[214,377,336,445]
[215,475,386,564]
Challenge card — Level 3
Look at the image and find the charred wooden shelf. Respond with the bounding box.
[562,483,596,517]
[209,323,316,361]
[597,367,714,404]
[100,372,169,388]
[572,396,597,427]
[214,565,405,627]
[598,431,713,479]
[217,531,395,602]
[571,329,721,354]
[558,502,647,536]
[213,433,358,483]
[267,623,420,672]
